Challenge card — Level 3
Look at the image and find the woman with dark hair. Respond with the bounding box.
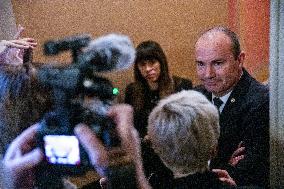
[125,40,192,137]
[125,40,192,188]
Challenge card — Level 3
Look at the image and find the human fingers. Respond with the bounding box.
[10,148,44,171]
[14,25,24,39]
[74,124,108,174]
[0,40,28,50]
[236,155,244,161]
[212,169,229,178]
[212,169,236,186]
[4,124,39,160]
[10,38,37,49]
[231,155,245,166]
[5,40,30,49]
[237,141,244,148]
[20,38,37,48]
[231,146,245,158]
[230,141,245,158]
[219,177,236,186]
[229,144,245,166]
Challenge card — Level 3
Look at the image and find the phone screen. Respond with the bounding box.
[43,135,81,165]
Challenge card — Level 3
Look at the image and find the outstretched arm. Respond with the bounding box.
[75,104,151,189]
[0,26,37,65]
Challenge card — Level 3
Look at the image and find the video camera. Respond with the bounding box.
[34,33,135,184]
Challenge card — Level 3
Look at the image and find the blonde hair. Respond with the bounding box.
[148,90,219,176]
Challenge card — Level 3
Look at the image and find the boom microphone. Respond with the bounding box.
[77,33,136,72]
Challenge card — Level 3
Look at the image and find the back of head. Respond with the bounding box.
[148,90,219,176]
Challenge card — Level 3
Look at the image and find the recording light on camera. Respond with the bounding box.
[112,88,119,96]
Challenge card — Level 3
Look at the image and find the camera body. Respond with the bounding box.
[37,113,90,176]
[36,34,120,179]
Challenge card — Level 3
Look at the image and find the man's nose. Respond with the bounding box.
[204,65,215,78]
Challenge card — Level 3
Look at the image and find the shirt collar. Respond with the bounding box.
[211,70,243,104]
[212,91,232,105]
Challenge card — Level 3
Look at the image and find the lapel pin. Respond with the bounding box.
[231,98,236,103]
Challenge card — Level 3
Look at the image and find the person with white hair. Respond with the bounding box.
[148,90,236,188]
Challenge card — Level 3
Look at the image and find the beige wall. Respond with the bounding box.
[11,0,228,102]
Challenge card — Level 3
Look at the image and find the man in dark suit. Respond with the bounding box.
[194,26,269,188]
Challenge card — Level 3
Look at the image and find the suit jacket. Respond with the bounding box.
[195,69,269,188]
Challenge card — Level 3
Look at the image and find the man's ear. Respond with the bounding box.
[237,51,245,68]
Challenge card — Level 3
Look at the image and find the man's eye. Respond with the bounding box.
[196,62,204,67]
[214,61,224,66]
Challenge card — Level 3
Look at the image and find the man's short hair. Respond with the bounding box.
[148,90,219,176]
[199,26,241,60]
